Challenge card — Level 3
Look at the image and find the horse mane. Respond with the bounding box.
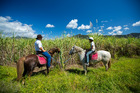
[48,48,60,56]
[74,45,84,52]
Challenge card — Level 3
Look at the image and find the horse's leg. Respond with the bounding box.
[82,62,87,75]
[28,71,33,77]
[23,64,27,77]
[21,68,27,85]
[26,70,33,80]
[103,61,108,71]
[23,69,27,77]
[105,63,108,71]
[27,61,36,77]
[47,66,49,74]
[108,60,111,69]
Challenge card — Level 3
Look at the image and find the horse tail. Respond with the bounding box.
[16,57,25,81]
[108,60,111,69]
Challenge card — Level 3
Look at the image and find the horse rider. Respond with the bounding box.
[85,37,95,66]
[35,34,51,68]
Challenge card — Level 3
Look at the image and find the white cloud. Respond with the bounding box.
[116,31,123,35]
[110,31,122,35]
[100,26,104,28]
[0,16,37,38]
[46,24,55,28]
[86,30,92,33]
[132,21,140,26]
[123,25,128,27]
[78,24,90,30]
[66,19,78,29]
[124,27,129,30]
[106,26,113,30]
[101,20,108,23]
[108,32,113,35]
[108,26,123,35]
[0,16,12,22]
[108,30,115,35]
[66,34,70,37]
[114,26,122,31]
[98,29,102,32]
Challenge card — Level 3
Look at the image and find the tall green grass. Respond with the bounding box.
[0,34,140,65]
[0,57,140,93]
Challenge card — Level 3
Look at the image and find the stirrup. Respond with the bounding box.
[85,63,89,66]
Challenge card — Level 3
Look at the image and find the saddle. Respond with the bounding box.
[37,54,47,65]
[37,54,46,57]
[85,50,98,62]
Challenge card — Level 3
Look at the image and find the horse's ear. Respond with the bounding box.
[56,47,60,50]
[73,45,75,48]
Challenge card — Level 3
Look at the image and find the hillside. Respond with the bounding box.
[73,33,140,39]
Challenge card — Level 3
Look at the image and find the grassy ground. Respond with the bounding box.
[0,57,140,93]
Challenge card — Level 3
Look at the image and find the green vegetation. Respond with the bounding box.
[0,57,140,93]
[0,34,140,92]
[0,34,140,65]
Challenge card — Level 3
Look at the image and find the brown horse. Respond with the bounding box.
[16,48,60,81]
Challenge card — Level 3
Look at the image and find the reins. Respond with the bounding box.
[51,57,60,64]
[63,57,71,64]
[51,55,71,64]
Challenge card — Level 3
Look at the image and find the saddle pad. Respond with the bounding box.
[37,55,47,65]
[91,53,98,60]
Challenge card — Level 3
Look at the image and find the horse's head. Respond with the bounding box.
[55,48,61,53]
[69,45,78,55]
[49,48,61,56]
[69,45,84,55]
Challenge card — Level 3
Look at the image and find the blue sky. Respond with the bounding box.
[0,0,140,39]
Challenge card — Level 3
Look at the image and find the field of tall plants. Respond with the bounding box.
[0,34,140,66]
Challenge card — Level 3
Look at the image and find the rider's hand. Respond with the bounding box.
[43,50,46,52]
[39,47,46,52]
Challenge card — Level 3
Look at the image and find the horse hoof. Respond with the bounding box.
[22,80,25,85]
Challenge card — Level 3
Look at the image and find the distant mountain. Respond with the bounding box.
[11,36,32,39]
[73,34,89,39]
[72,33,140,39]
[104,33,140,38]
[15,36,29,39]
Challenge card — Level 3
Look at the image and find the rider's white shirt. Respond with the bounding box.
[35,40,44,51]
[91,41,95,51]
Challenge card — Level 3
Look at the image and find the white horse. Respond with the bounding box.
[69,45,111,75]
